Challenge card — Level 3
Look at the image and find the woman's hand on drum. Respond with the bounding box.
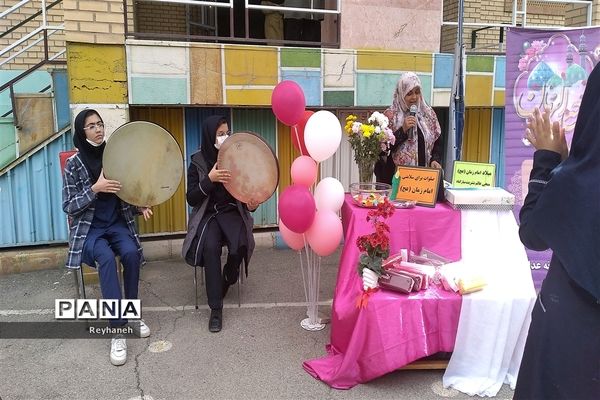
[138,206,153,221]
[247,200,260,211]
[92,169,122,194]
[208,164,231,184]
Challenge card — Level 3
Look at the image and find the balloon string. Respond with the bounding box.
[293,125,305,157]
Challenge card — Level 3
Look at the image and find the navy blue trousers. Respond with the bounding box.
[87,226,141,327]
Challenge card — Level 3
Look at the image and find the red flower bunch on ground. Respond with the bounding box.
[356,199,395,277]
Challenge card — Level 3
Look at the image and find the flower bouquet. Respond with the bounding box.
[355,198,395,308]
[345,112,396,183]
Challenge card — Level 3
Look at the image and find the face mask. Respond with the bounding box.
[214,135,228,150]
[86,138,104,147]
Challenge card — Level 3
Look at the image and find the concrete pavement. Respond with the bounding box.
[0,246,516,400]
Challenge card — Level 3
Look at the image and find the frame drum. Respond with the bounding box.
[103,121,183,207]
[217,132,279,205]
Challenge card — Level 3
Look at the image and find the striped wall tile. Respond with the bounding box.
[493,90,505,107]
[280,48,321,68]
[357,50,432,73]
[323,49,354,88]
[190,46,223,104]
[68,43,127,104]
[465,75,493,106]
[129,45,188,75]
[224,46,278,86]
[280,69,321,106]
[466,55,494,73]
[130,77,188,104]
[495,56,506,88]
[433,53,454,88]
[432,90,451,107]
[323,90,354,106]
[226,89,272,105]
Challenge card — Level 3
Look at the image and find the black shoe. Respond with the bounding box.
[209,309,222,333]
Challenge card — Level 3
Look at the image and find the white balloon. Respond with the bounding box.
[314,177,345,212]
[304,110,342,162]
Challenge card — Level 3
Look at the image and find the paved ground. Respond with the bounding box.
[0,246,516,400]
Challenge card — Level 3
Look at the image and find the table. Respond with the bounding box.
[303,195,463,389]
[303,197,536,396]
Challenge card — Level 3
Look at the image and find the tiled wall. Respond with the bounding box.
[126,40,507,109]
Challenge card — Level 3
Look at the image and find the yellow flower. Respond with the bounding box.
[361,124,374,138]
[346,114,357,122]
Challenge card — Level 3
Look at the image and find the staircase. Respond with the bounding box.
[1,0,73,247]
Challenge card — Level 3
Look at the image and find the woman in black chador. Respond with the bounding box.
[514,63,600,399]
[182,115,257,333]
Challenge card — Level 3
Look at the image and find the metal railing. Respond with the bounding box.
[124,0,341,48]
[442,0,594,52]
[0,0,66,125]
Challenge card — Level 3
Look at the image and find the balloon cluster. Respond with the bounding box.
[271,80,344,257]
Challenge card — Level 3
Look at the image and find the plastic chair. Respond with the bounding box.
[193,246,245,309]
[60,150,123,299]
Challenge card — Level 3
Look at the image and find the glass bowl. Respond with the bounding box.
[350,182,392,208]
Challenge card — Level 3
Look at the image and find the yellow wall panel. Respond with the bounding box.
[224,46,278,86]
[226,89,272,106]
[357,51,432,72]
[462,108,492,163]
[465,75,493,107]
[67,43,128,104]
[493,90,505,107]
[129,107,187,234]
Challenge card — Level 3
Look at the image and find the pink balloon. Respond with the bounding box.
[278,219,305,251]
[306,210,343,257]
[291,156,318,187]
[278,184,316,233]
[271,80,306,126]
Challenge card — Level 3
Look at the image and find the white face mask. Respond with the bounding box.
[86,138,104,147]
[214,135,228,150]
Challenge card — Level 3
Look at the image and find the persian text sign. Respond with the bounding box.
[394,166,441,207]
[452,161,496,188]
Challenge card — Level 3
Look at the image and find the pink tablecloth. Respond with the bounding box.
[303,195,463,389]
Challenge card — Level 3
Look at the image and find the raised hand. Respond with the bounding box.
[208,163,231,184]
[526,107,568,160]
[92,169,122,194]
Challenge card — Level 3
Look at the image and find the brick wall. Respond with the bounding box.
[0,0,66,70]
[134,2,187,36]
[440,0,596,53]
[63,0,125,44]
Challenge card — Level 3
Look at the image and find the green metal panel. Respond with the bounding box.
[231,108,278,227]
[0,118,16,169]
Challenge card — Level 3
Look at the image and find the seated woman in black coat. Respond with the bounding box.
[182,115,258,333]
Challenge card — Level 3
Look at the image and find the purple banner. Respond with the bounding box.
[505,27,600,288]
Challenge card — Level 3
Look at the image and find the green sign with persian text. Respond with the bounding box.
[451,161,496,188]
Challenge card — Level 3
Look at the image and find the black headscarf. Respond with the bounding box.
[200,115,228,168]
[530,62,600,301]
[73,109,105,183]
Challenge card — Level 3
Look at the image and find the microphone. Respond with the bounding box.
[408,104,418,140]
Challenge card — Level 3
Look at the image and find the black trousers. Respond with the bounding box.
[202,219,243,310]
